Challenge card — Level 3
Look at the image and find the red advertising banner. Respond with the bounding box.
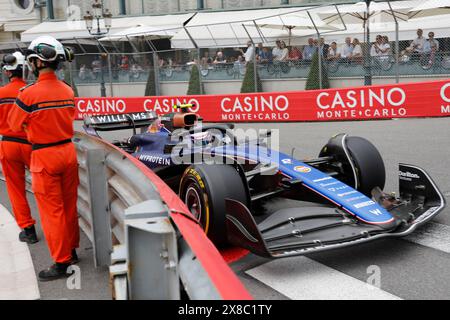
[75,79,450,122]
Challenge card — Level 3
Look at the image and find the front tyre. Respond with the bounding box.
[179,164,249,246]
[320,134,386,197]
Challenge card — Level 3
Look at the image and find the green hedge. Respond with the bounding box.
[187,64,202,95]
[240,62,263,93]
[305,52,330,90]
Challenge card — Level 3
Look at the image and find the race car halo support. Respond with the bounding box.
[0,52,37,244]
[8,36,79,281]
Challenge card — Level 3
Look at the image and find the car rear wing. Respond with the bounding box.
[83,112,158,135]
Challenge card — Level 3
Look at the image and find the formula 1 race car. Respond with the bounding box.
[83,105,445,258]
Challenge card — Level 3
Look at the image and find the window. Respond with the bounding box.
[11,0,35,14]
[18,0,31,9]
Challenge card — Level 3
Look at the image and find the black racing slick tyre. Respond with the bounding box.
[320,134,386,197]
[345,136,386,196]
[179,165,249,246]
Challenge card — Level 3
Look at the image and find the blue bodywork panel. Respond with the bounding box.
[212,145,394,225]
[132,131,394,225]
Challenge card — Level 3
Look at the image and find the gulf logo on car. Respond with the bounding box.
[294,166,311,173]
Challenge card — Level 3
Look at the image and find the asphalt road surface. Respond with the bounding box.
[1,117,448,299]
[0,186,110,300]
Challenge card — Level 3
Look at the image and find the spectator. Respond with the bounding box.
[339,37,354,61]
[278,41,289,61]
[240,41,255,64]
[272,40,283,61]
[287,46,302,61]
[79,64,89,80]
[423,31,439,53]
[130,63,144,78]
[158,56,167,68]
[319,38,329,57]
[258,47,273,64]
[423,31,439,65]
[256,43,264,58]
[370,35,384,57]
[213,51,227,64]
[303,38,316,61]
[201,51,213,67]
[351,38,363,62]
[381,36,391,56]
[327,42,340,60]
[234,55,245,69]
[403,29,426,55]
[91,58,101,73]
[119,55,129,71]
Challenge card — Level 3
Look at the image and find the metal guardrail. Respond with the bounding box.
[0,133,251,300]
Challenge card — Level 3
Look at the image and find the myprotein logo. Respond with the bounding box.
[220,95,290,121]
[316,87,407,119]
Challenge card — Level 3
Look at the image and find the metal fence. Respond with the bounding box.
[65,32,450,94]
[3,44,450,93]
[65,43,450,91]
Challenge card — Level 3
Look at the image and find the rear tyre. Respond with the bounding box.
[179,164,249,245]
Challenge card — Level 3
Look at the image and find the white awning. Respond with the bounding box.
[409,0,450,19]
[21,13,194,42]
[320,0,422,22]
[99,25,180,41]
[171,7,329,49]
[322,13,450,44]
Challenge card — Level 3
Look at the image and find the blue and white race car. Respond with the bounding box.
[83,105,445,258]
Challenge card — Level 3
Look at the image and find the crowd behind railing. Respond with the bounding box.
[56,27,450,86]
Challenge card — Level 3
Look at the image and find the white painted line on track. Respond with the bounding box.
[0,204,40,300]
[246,256,401,300]
[404,222,450,254]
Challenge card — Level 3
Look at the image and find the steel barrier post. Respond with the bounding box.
[197,49,203,94]
[152,52,161,96]
[125,202,179,300]
[107,54,114,96]
[86,149,112,267]
[178,237,222,300]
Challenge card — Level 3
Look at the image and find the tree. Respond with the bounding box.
[187,64,202,95]
[305,52,330,90]
[240,62,263,93]
[145,65,156,96]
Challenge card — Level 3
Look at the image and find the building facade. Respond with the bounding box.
[51,1,350,18]
[0,0,352,43]
[0,0,42,42]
